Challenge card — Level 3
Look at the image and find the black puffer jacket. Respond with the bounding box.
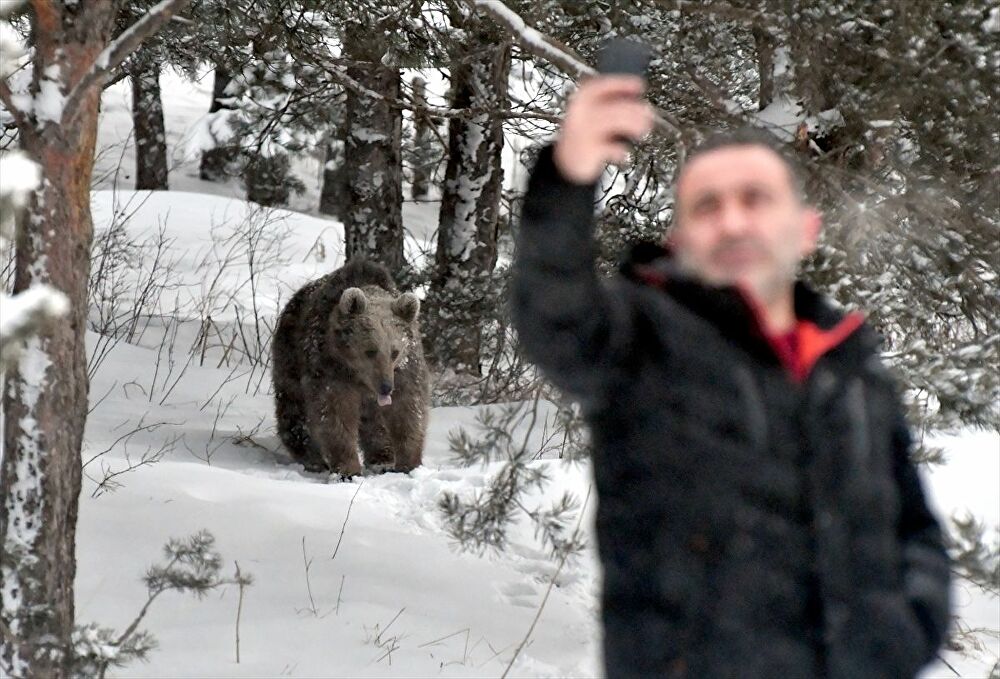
[512,146,951,679]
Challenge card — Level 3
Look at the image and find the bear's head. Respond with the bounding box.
[329,286,420,407]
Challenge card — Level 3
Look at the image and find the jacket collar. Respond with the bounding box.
[619,241,874,378]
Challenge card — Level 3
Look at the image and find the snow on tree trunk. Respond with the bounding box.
[342,25,405,278]
[199,66,238,181]
[131,58,168,190]
[0,1,190,674]
[424,25,510,375]
[1,64,102,679]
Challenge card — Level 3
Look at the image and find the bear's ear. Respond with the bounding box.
[339,287,367,315]
[391,292,420,323]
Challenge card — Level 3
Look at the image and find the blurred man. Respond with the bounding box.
[512,75,950,679]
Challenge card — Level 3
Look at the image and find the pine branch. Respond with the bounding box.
[463,0,591,79]
[462,0,684,138]
[653,0,765,25]
[61,0,193,124]
[501,484,592,678]
[0,77,28,130]
[320,59,562,124]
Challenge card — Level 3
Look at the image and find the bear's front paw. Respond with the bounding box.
[363,462,395,475]
[327,458,363,480]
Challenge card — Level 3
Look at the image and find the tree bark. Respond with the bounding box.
[753,26,775,111]
[319,124,349,219]
[425,22,510,374]
[199,66,238,181]
[0,0,187,673]
[409,76,432,200]
[0,8,110,674]
[342,23,405,278]
[131,58,168,190]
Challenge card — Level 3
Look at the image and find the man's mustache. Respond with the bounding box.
[709,239,770,260]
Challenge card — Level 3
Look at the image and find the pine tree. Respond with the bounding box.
[0,2,191,675]
[424,10,511,375]
[129,56,169,190]
[198,65,239,181]
[406,75,439,201]
[340,15,405,274]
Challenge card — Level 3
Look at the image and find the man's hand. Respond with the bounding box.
[553,76,655,185]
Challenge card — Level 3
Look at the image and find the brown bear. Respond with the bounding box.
[272,258,430,476]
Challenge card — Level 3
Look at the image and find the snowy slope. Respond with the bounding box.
[67,69,1000,678]
[80,184,602,677]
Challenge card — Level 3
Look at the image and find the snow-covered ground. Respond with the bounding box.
[67,70,1000,678]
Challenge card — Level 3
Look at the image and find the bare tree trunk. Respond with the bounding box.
[425,22,510,374]
[342,23,405,278]
[0,1,190,675]
[409,76,432,200]
[319,123,348,219]
[1,49,105,679]
[131,58,168,190]
[754,26,775,111]
[199,66,238,181]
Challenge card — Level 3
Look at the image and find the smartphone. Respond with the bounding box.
[595,38,652,149]
[595,38,652,79]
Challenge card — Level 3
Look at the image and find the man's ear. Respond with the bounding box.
[800,207,822,257]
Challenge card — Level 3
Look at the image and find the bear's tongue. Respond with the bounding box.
[377,394,392,407]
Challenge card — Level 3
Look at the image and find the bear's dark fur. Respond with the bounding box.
[272,258,430,476]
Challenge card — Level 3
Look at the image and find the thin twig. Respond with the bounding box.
[501,484,592,678]
[418,627,471,648]
[300,536,319,616]
[933,652,961,677]
[335,575,345,615]
[331,480,365,561]
[234,561,246,664]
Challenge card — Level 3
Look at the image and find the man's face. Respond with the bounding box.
[670,145,821,304]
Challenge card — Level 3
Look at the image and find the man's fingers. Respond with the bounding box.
[576,74,646,103]
[595,101,655,142]
[555,76,653,183]
[604,142,632,166]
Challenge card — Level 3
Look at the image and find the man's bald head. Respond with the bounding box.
[675,127,806,211]
[668,128,821,308]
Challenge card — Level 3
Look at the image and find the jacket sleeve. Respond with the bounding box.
[511,144,638,407]
[835,408,953,679]
[892,412,952,665]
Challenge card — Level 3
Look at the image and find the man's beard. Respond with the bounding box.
[675,239,799,305]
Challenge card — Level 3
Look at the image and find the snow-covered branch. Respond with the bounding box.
[0,5,30,130]
[462,0,684,137]
[324,61,562,124]
[0,285,70,369]
[463,0,592,79]
[652,0,764,25]
[61,0,192,125]
[0,77,27,129]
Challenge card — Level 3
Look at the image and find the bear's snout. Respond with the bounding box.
[377,380,393,407]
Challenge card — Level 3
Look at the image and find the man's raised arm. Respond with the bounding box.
[511,76,654,403]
